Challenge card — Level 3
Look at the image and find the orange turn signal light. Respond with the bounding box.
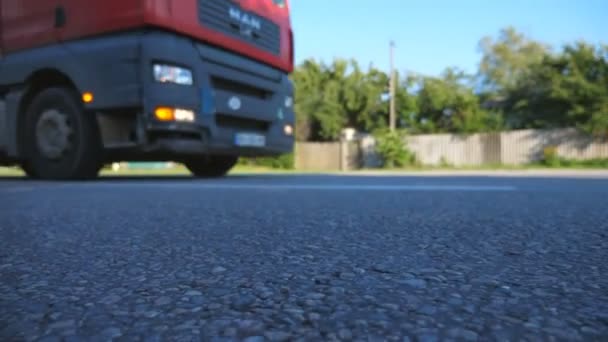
[82,92,94,103]
[154,107,195,122]
[154,107,175,121]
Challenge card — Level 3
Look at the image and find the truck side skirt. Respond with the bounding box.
[0,100,6,154]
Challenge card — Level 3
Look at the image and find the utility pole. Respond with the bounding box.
[389,41,396,132]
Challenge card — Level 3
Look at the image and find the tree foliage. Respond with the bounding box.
[478,27,549,94]
[415,67,497,134]
[290,27,608,141]
[292,58,416,141]
[504,42,608,136]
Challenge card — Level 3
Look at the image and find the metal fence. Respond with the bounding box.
[295,128,608,170]
[294,142,360,171]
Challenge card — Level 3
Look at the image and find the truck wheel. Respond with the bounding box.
[184,155,238,178]
[22,87,102,180]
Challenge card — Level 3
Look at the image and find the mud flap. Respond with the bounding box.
[0,100,6,153]
[3,90,24,158]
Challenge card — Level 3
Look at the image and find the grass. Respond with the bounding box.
[532,158,608,169]
[0,167,23,177]
[0,166,192,178]
[1,158,606,178]
[355,162,547,173]
[369,158,608,172]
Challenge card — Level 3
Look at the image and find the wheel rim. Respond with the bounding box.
[35,109,74,160]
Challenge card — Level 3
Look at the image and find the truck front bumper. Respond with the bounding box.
[137,31,295,158]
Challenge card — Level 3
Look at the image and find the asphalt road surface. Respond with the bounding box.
[1,175,607,341]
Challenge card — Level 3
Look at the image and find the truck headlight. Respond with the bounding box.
[153,64,193,86]
[284,96,293,108]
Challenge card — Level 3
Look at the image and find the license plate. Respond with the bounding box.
[234,133,266,147]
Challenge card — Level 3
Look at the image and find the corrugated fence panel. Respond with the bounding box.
[296,128,608,169]
[500,128,608,164]
[411,128,608,167]
[407,133,492,166]
[500,129,544,165]
[295,142,341,170]
[552,128,608,160]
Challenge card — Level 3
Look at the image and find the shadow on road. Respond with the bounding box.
[99,174,264,182]
[0,173,329,183]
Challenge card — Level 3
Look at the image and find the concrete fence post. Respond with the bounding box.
[340,139,348,171]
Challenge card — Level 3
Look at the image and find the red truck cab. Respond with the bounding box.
[0,0,295,179]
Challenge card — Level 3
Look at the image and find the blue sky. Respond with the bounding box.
[289,0,607,77]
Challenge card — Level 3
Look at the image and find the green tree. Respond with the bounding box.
[357,66,390,131]
[415,68,491,133]
[478,26,549,94]
[361,69,418,133]
[292,59,403,140]
[507,42,608,136]
[554,42,608,137]
[476,27,551,129]
[292,59,327,141]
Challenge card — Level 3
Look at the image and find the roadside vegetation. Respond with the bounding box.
[237,153,295,170]
[3,158,608,178]
[292,27,608,141]
[287,26,606,169]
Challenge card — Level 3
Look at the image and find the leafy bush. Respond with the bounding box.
[238,153,295,170]
[537,156,608,168]
[374,130,416,168]
[539,145,608,168]
[583,159,608,168]
[439,156,452,168]
[542,146,560,167]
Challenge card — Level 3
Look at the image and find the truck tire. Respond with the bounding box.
[184,155,238,178]
[21,87,102,180]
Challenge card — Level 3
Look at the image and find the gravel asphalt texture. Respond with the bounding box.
[1,175,607,341]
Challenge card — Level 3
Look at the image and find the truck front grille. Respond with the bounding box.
[216,114,270,132]
[211,76,271,100]
[198,0,281,56]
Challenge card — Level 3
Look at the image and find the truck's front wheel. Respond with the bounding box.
[21,87,102,180]
[184,155,237,178]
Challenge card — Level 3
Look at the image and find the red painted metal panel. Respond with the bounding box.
[143,0,293,72]
[0,0,293,72]
[56,0,145,42]
[0,0,57,53]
